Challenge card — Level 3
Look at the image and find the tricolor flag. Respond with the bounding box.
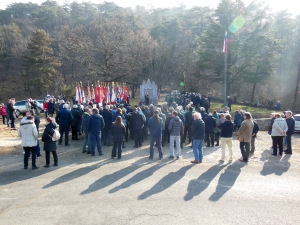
[75,86,79,102]
[223,31,228,54]
[87,85,91,103]
[77,85,82,103]
[81,86,85,103]
[111,86,116,104]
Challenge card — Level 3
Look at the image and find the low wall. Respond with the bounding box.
[253,118,271,131]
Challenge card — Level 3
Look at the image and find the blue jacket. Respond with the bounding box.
[101,109,113,130]
[88,114,105,135]
[55,108,73,126]
[204,116,216,133]
[148,116,163,137]
[234,113,243,126]
[286,117,295,135]
[59,103,65,111]
[82,112,90,132]
[218,120,234,138]
[178,113,185,126]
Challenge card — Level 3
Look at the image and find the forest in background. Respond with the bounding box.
[0,0,300,109]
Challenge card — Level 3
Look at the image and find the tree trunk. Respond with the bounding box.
[292,63,300,110]
[251,82,256,103]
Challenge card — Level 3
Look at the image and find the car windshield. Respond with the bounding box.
[294,116,300,121]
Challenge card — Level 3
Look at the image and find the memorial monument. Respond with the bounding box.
[140,79,158,105]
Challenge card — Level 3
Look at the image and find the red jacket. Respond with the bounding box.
[1,107,6,116]
[43,102,48,111]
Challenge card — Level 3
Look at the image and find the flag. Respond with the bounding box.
[87,85,91,103]
[123,86,127,102]
[77,85,81,103]
[111,86,116,104]
[81,86,85,103]
[223,31,228,54]
[91,85,95,100]
[75,86,79,102]
[97,85,102,106]
[106,84,110,103]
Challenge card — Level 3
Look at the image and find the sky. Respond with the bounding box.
[0,0,299,15]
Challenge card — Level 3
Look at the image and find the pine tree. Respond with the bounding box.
[22,29,61,95]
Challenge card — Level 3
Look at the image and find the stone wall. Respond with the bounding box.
[253,118,271,131]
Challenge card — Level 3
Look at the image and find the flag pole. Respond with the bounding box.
[223,31,228,107]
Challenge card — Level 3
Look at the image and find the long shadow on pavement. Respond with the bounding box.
[208,161,246,202]
[109,160,174,194]
[80,157,155,195]
[184,162,229,201]
[138,164,194,200]
[260,150,291,176]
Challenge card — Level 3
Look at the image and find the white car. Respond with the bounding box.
[294,114,300,131]
[14,100,44,117]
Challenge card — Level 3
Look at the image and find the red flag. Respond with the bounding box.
[87,85,91,102]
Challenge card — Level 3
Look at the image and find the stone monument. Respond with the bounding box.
[140,79,158,105]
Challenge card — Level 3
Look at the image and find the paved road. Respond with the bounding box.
[0,133,299,225]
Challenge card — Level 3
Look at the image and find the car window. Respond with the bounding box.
[15,101,26,106]
[294,116,300,121]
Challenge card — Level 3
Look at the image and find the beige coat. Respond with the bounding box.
[18,118,38,147]
[237,119,253,142]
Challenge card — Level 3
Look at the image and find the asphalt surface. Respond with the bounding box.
[0,133,299,225]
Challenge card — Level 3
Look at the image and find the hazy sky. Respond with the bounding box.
[0,0,299,15]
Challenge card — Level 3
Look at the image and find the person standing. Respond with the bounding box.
[157,108,166,147]
[47,98,55,117]
[88,108,105,156]
[148,110,163,160]
[227,96,232,112]
[7,99,16,129]
[190,112,205,164]
[101,105,113,146]
[168,111,183,159]
[111,116,126,159]
[71,105,80,140]
[271,113,288,156]
[130,107,144,148]
[183,107,193,146]
[237,112,254,162]
[218,114,234,162]
[18,116,39,169]
[284,111,295,155]
[233,110,243,132]
[145,93,150,105]
[204,113,216,147]
[250,120,259,155]
[0,103,6,124]
[82,108,92,154]
[55,104,73,146]
[42,117,58,167]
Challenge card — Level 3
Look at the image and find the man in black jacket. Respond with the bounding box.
[130,107,144,147]
[284,111,295,155]
[218,114,234,161]
[250,120,259,155]
[101,105,113,146]
[204,113,216,147]
[183,107,193,145]
[190,112,205,164]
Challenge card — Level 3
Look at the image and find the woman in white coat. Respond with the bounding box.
[18,116,39,169]
[271,113,288,156]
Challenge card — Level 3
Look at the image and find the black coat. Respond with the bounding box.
[204,116,216,133]
[48,102,55,114]
[101,109,113,130]
[111,124,126,142]
[191,119,205,140]
[71,109,81,126]
[218,120,234,138]
[42,122,57,151]
[130,112,144,131]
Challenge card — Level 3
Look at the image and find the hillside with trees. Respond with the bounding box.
[0,0,300,109]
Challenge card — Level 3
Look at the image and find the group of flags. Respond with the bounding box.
[75,83,129,106]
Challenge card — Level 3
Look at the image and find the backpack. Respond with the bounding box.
[49,128,60,141]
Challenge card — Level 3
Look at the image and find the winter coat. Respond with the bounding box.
[178,112,185,126]
[159,113,166,130]
[130,112,144,131]
[200,111,208,121]
[111,123,126,142]
[218,120,234,138]
[71,109,81,126]
[148,116,163,137]
[88,114,105,136]
[252,121,259,137]
[55,108,73,126]
[286,117,295,135]
[212,113,219,134]
[237,119,254,142]
[204,116,216,133]
[112,112,127,126]
[271,117,288,136]
[1,107,6,116]
[185,111,193,127]
[48,102,55,114]
[42,122,57,151]
[18,118,38,147]
[101,109,113,130]
[234,113,243,127]
[25,102,32,111]
[59,103,65,111]
[168,116,183,136]
[7,103,16,120]
[217,117,226,133]
[142,109,151,124]
[82,112,90,132]
[191,119,205,140]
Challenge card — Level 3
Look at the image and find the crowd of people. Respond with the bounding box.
[0,91,296,170]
